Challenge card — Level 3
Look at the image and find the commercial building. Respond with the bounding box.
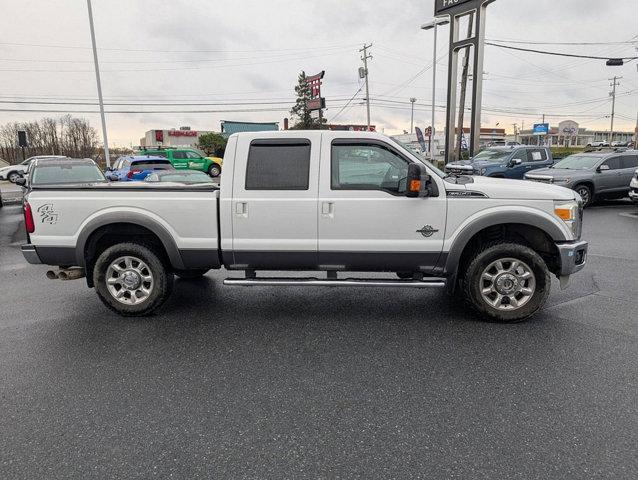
[140,127,212,149]
[518,120,635,147]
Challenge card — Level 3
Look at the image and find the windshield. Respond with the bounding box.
[31,163,106,185]
[553,155,601,170]
[388,138,446,178]
[157,172,213,183]
[472,149,511,162]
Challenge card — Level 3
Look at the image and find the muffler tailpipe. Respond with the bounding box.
[46,270,59,280]
[58,268,86,281]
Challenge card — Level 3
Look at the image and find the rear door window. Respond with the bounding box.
[620,155,638,169]
[131,160,172,171]
[527,149,548,162]
[172,151,187,159]
[245,140,311,190]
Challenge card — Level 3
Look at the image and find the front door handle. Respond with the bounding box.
[321,202,334,217]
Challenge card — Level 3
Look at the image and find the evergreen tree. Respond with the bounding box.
[290,71,324,130]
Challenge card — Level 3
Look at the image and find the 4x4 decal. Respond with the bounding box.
[37,204,59,224]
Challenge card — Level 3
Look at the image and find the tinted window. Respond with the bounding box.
[31,163,106,185]
[602,157,621,170]
[527,149,548,162]
[245,140,310,190]
[621,155,638,169]
[331,143,409,194]
[185,151,201,159]
[131,160,173,170]
[172,151,187,159]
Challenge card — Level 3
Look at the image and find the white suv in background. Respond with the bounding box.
[629,169,638,204]
[0,155,67,183]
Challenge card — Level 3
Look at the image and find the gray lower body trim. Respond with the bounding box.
[178,249,221,269]
[224,277,446,288]
[21,244,42,264]
[28,246,77,266]
[228,250,445,273]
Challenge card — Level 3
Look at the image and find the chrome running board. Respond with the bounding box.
[223,277,446,288]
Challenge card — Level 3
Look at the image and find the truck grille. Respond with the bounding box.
[526,176,553,184]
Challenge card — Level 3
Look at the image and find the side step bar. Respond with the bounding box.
[223,277,446,288]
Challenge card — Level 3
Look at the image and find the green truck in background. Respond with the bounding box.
[138,147,222,177]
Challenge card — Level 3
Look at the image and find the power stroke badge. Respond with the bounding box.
[416,225,439,237]
[37,204,60,224]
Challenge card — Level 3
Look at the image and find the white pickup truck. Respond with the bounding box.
[21,131,588,322]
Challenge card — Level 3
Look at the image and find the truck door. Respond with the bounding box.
[504,148,529,178]
[230,136,320,269]
[318,137,446,273]
[525,148,550,173]
[185,151,206,171]
[596,156,622,193]
[171,151,189,170]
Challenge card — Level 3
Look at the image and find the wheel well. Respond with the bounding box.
[573,180,595,195]
[84,223,170,287]
[457,223,560,280]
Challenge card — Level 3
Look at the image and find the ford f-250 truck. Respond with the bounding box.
[20,131,588,322]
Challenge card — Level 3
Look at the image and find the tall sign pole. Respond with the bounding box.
[609,76,622,144]
[435,0,495,163]
[87,0,111,168]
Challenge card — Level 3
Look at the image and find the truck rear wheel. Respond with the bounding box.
[462,242,550,323]
[93,242,173,316]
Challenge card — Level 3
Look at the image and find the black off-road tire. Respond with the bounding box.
[175,269,209,280]
[462,242,551,323]
[574,184,593,207]
[93,242,173,317]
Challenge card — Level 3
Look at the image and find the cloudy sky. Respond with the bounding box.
[0,0,636,146]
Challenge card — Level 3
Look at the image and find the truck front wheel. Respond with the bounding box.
[462,242,551,323]
[93,243,173,316]
[208,164,221,177]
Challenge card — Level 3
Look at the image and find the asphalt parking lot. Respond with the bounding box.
[1,181,637,479]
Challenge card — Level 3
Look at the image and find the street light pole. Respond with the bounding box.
[421,18,449,158]
[87,0,110,168]
[410,98,417,133]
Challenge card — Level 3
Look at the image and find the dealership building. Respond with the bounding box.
[518,120,635,147]
[140,127,212,149]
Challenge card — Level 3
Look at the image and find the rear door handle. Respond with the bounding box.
[235,202,248,216]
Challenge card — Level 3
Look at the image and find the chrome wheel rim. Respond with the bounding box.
[105,256,154,305]
[576,186,590,204]
[480,258,536,311]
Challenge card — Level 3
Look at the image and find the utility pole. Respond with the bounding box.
[609,76,622,144]
[86,0,110,168]
[455,13,475,160]
[360,44,373,131]
[410,98,417,133]
[511,123,518,143]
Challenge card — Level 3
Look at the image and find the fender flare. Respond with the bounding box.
[442,209,570,290]
[75,211,185,269]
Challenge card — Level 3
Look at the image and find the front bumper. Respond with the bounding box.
[21,244,42,264]
[629,186,638,202]
[556,240,588,276]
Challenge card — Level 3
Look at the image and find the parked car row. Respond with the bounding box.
[444,146,638,207]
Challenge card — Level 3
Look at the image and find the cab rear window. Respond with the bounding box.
[245,140,311,190]
[31,163,106,185]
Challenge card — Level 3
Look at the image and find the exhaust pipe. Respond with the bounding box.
[57,268,85,281]
[46,270,59,280]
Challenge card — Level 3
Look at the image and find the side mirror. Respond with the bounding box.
[597,164,610,172]
[406,163,431,198]
[15,177,26,187]
[106,174,119,181]
[509,158,523,167]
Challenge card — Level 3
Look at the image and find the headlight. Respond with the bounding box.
[554,177,570,183]
[554,200,580,238]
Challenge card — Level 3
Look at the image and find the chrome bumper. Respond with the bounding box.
[629,189,638,202]
[21,244,42,264]
[557,240,588,276]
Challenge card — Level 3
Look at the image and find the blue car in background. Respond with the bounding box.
[106,155,174,181]
[445,146,554,179]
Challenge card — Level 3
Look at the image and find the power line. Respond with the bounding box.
[486,42,638,60]
[328,85,365,123]
[487,38,638,46]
